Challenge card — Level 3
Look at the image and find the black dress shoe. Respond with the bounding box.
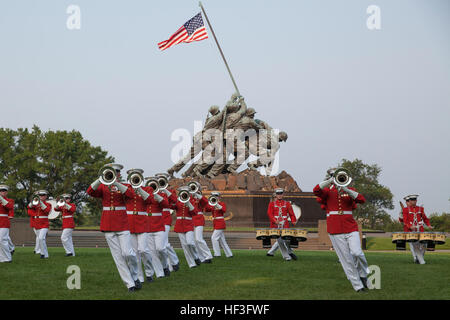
[266,253,274,257]
[134,280,142,290]
[414,259,420,264]
[172,263,180,271]
[128,286,137,292]
[194,259,201,266]
[146,276,154,283]
[163,268,171,277]
[203,259,212,264]
[10,250,15,255]
[289,253,298,261]
[65,253,73,257]
[40,255,48,259]
[357,288,368,293]
[360,277,368,289]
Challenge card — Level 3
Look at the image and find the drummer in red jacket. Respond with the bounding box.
[313,169,369,292]
[55,194,77,257]
[402,194,433,264]
[0,184,14,263]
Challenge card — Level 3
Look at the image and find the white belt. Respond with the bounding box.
[126,211,147,216]
[63,215,73,219]
[213,216,224,219]
[197,212,203,215]
[177,217,192,220]
[37,216,48,219]
[103,206,126,211]
[162,209,171,212]
[0,214,8,217]
[327,211,352,216]
[149,213,162,217]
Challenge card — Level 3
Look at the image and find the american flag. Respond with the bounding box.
[158,13,208,51]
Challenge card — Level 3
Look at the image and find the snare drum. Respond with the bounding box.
[281,229,295,240]
[294,229,308,242]
[256,228,270,240]
[269,229,281,239]
[405,232,420,242]
[434,232,446,245]
[419,232,435,244]
[392,232,407,243]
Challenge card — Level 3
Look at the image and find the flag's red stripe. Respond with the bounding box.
[159,30,188,50]
[158,26,186,49]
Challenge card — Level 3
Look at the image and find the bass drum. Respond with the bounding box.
[287,202,302,222]
[46,199,60,220]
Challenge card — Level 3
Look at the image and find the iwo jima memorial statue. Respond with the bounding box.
[165,92,326,231]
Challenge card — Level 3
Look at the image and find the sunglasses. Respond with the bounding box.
[0,189,7,192]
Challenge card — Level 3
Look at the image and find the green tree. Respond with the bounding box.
[328,158,394,230]
[0,125,114,227]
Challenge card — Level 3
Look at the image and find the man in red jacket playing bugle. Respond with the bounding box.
[0,184,14,263]
[87,163,141,292]
[313,169,369,292]
[27,190,52,259]
[55,193,77,257]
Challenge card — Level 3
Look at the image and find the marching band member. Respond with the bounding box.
[124,169,158,283]
[313,169,369,292]
[190,182,213,263]
[0,184,14,263]
[27,190,52,259]
[266,188,297,261]
[87,163,141,292]
[144,177,171,278]
[204,192,233,258]
[155,173,180,272]
[402,194,433,264]
[174,186,201,268]
[54,194,77,256]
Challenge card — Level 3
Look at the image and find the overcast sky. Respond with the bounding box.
[0,0,449,218]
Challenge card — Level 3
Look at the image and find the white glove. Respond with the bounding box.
[136,187,150,201]
[187,202,194,211]
[90,178,101,190]
[40,201,47,210]
[154,193,164,203]
[64,203,71,210]
[161,189,172,197]
[341,186,359,199]
[0,195,8,206]
[194,193,202,200]
[215,204,223,210]
[319,177,334,190]
[113,181,128,194]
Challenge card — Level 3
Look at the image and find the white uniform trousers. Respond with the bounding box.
[37,228,49,258]
[211,229,233,258]
[178,231,199,268]
[148,231,167,277]
[409,241,426,264]
[7,234,14,252]
[164,225,179,269]
[104,231,139,289]
[61,228,75,256]
[329,231,369,291]
[130,232,155,282]
[267,238,292,260]
[194,226,213,262]
[0,228,12,262]
[33,228,41,254]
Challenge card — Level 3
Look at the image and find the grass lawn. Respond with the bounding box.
[1,247,449,300]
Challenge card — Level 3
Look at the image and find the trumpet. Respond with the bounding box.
[145,177,160,194]
[157,175,169,190]
[178,189,191,203]
[333,168,352,188]
[99,166,117,186]
[208,195,219,207]
[128,170,144,189]
[56,196,66,208]
[188,181,200,194]
[32,196,40,206]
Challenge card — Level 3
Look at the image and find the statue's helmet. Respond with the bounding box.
[279,131,288,142]
[246,108,256,117]
[209,105,220,115]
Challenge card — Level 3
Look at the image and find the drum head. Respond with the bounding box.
[47,199,60,220]
[292,204,302,221]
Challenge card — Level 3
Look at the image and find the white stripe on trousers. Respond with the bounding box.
[130,233,155,282]
[164,225,179,268]
[409,241,426,264]
[61,228,75,256]
[0,228,11,262]
[104,231,139,289]
[178,231,199,268]
[329,231,369,291]
[148,231,167,277]
[37,228,49,258]
[194,226,213,261]
[211,229,233,257]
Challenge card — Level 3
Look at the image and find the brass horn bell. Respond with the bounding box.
[128,170,144,189]
[178,189,191,203]
[145,177,160,194]
[99,166,117,186]
[333,168,352,188]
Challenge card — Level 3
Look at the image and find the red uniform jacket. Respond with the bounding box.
[313,184,365,234]
[147,189,169,233]
[204,201,227,230]
[173,199,198,233]
[125,186,154,234]
[267,200,296,229]
[87,183,133,232]
[192,195,208,227]
[27,201,52,230]
[0,197,14,228]
[55,202,76,229]
[402,206,430,232]
[163,188,177,227]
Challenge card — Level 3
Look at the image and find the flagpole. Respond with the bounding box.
[199,1,240,96]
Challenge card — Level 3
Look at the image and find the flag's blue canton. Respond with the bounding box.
[183,13,204,36]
